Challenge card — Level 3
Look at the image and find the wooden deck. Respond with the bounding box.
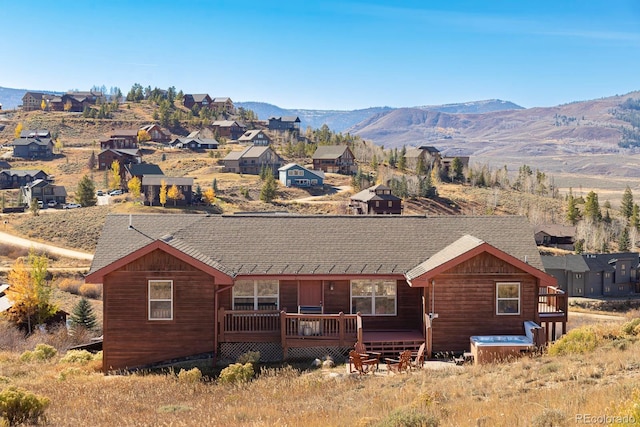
[363,330,425,357]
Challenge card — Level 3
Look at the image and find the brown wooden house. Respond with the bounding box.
[211,120,246,140]
[349,184,402,215]
[183,94,212,110]
[312,145,357,174]
[98,149,142,171]
[100,130,139,150]
[139,124,171,143]
[85,215,566,371]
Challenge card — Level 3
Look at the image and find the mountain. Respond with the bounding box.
[347,91,640,179]
[416,99,524,114]
[235,102,393,132]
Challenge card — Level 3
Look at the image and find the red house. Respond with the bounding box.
[85,215,567,371]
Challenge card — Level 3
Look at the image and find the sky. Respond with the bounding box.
[2,0,640,110]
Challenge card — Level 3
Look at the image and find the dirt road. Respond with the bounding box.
[0,231,93,260]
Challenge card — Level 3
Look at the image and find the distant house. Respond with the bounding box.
[211,120,246,140]
[100,130,139,150]
[237,130,272,146]
[10,138,54,159]
[183,94,212,110]
[268,116,300,133]
[404,145,441,171]
[312,145,356,174]
[20,129,51,139]
[349,184,402,215]
[50,90,106,112]
[542,252,639,297]
[170,132,219,150]
[21,92,57,111]
[441,156,470,177]
[123,163,164,187]
[0,170,49,189]
[278,163,324,188]
[21,179,67,207]
[534,225,576,250]
[140,124,171,143]
[222,146,283,175]
[141,176,194,206]
[98,149,142,172]
[211,97,234,114]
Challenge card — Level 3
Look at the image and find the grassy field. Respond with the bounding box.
[0,313,638,426]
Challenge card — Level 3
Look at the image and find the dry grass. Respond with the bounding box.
[1,318,640,426]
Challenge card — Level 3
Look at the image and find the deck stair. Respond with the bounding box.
[362,330,424,358]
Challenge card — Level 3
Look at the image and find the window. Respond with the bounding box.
[496,282,520,315]
[233,279,279,310]
[575,273,582,279]
[149,280,173,320]
[388,201,393,207]
[351,280,396,316]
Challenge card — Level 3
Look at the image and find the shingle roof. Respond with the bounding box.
[406,235,484,280]
[88,215,545,279]
[534,225,576,238]
[278,163,325,179]
[238,130,269,142]
[350,185,400,202]
[126,163,164,176]
[0,169,45,178]
[312,145,350,160]
[541,255,589,273]
[11,138,52,147]
[141,176,194,186]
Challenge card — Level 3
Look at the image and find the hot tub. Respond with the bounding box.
[469,335,535,365]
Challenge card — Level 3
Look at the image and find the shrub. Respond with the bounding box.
[78,283,102,299]
[375,408,439,427]
[56,278,81,295]
[218,363,254,385]
[20,344,57,362]
[59,350,94,364]
[0,386,50,426]
[547,326,599,356]
[0,321,27,352]
[530,408,567,427]
[621,318,640,336]
[236,351,260,365]
[57,367,83,381]
[177,367,202,384]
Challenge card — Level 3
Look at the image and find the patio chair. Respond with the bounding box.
[385,349,412,374]
[410,342,426,369]
[349,350,379,374]
[354,341,382,362]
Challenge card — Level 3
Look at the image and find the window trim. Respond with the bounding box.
[496,282,520,316]
[232,279,280,310]
[148,279,173,321]
[350,279,397,316]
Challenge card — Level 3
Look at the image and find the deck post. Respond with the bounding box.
[356,312,363,346]
[280,310,288,360]
[218,307,225,342]
[338,312,345,346]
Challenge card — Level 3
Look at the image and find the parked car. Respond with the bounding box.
[63,203,81,209]
[47,200,57,208]
[108,190,123,196]
[37,200,44,208]
[96,190,104,196]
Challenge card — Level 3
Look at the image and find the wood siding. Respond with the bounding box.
[102,249,216,371]
[427,252,539,353]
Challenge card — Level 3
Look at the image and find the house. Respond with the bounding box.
[349,184,402,215]
[268,116,301,133]
[404,145,442,171]
[50,90,105,112]
[183,94,212,110]
[123,163,164,185]
[21,92,56,111]
[441,156,470,176]
[0,284,11,313]
[312,145,357,174]
[541,252,639,297]
[100,130,139,150]
[211,120,246,140]
[278,163,325,188]
[139,124,171,143]
[10,138,54,159]
[85,214,566,371]
[534,225,576,250]
[237,130,272,146]
[211,97,234,114]
[21,179,67,207]
[169,135,218,150]
[141,176,193,206]
[222,145,283,175]
[97,149,142,172]
[0,170,49,189]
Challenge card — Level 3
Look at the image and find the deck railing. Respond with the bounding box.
[537,286,568,342]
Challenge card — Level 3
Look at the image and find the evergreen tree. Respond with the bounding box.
[583,191,602,222]
[631,203,640,231]
[76,175,97,207]
[415,155,427,176]
[619,227,631,252]
[260,173,277,203]
[574,239,585,254]
[87,151,96,170]
[620,186,634,219]
[449,157,464,182]
[398,146,407,171]
[566,188,580,225]
[70,297,97,332]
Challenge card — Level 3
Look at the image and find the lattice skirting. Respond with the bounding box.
[219,343,351,364]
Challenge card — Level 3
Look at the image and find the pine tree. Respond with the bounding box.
[76,175,97,207]
[619,227,631,252]
[398,146,407,171]
[70,297,97,332]
[260,173,278,203]
[566,188,580,225]
[631,204,640,231]
[583,191,602,222]
[87,151,96,170]
[620,186,634,219]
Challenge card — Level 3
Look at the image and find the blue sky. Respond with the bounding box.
[3,1,640,110]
